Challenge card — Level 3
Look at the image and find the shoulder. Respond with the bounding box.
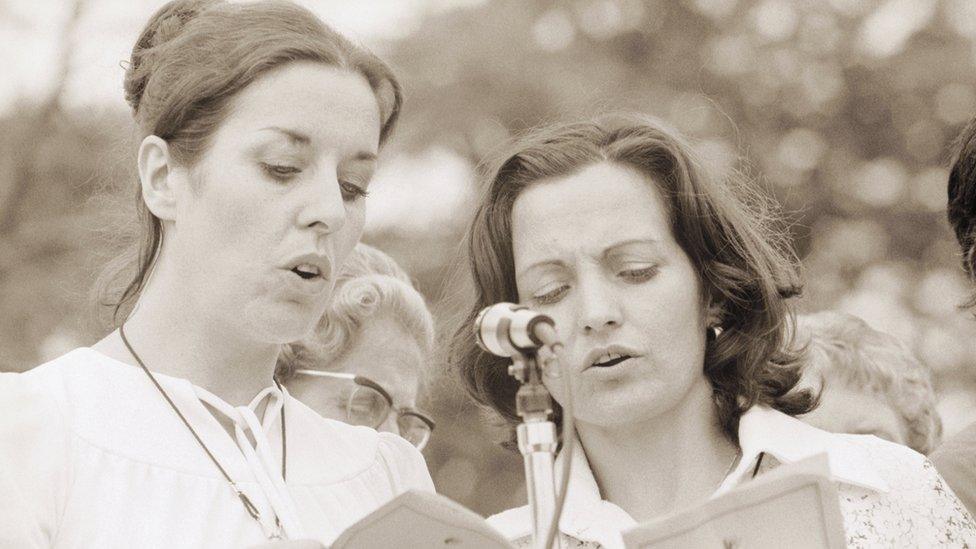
[834,431,926,484]
[0,347,138,466]
[831,431,947,496]
[829,434,976,546]
[741,408,976,544]
[6,347,125,407]
[0,349,92,421]
[0,351,85,543]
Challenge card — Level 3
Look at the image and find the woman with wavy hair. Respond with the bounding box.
[0,1,431,547]
[451,113,974,547]
[275,243,437,450]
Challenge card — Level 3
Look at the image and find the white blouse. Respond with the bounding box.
[0,348,434,548]
[489,406,976,549]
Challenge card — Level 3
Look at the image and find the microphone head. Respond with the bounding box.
[474,303,520,357]
[474,302,556,357]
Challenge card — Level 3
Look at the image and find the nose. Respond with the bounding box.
[577,275,622,335]
[297,170,346,234]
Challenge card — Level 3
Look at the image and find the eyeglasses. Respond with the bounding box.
[292,369,435,450]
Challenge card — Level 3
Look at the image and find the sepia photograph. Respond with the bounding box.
[1,0,975,547]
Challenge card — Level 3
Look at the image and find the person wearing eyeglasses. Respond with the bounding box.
[276,243,436,450]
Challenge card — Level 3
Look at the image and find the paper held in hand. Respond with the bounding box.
[621,453,846,549]
[329,490,514,549]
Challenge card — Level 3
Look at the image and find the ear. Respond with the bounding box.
[137,135,180,222]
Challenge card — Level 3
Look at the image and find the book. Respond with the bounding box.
[621,453,847,549]
[329,453,846,549]
[329,489,514,549]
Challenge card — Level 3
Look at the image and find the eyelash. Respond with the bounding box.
[619,266,658,282]
[533,285,569,306]
[260,162,301,180]
[340,181,370,201]
[262,163,370,200]
[531,266,658,305]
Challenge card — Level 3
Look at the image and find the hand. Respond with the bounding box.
[246,540,325,549]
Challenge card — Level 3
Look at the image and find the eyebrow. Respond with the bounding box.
[603,238,660,253]
[258,126,378,163]
[259,126,311,146]
[516,238,660,280]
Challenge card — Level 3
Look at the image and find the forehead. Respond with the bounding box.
[510,161,675,261]
[215,61,382,152]
[337,314,423,401]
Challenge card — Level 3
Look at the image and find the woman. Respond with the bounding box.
[276,243,437,450]
[0,1,431,547]
[451,113,975,548]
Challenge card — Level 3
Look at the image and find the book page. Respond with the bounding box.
[621,454,846,549]
[330,490,515,549]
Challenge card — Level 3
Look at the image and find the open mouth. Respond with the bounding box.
[591,353,632,368]
[290,264,322,280]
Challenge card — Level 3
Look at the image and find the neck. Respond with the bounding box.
[97,263,280,408]
[575,377,739,522]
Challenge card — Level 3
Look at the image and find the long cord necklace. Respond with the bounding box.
[119,323,287,538]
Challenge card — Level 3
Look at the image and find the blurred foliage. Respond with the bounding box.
[3,0,976,517]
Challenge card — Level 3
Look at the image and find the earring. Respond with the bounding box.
[707,325,723,341]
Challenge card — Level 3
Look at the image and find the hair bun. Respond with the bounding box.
[123,0,216,113]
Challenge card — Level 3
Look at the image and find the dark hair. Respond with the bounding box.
[451,113,817,448]
[100,0,402,322]
[948,115,976,311]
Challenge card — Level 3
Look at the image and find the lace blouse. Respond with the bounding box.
[489,406,976,548]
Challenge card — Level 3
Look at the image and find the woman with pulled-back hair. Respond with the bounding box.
[0,1,431,547]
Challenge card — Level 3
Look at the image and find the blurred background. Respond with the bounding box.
[3,0,976,517]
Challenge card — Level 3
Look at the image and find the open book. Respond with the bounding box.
[330,453,845,549]
[330,490,514,548]
[621,453,847,549]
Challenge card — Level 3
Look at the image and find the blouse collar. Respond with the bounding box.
[716,404,889,495]
[489,405,890,549]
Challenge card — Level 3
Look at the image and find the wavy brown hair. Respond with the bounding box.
[451,113,817,447]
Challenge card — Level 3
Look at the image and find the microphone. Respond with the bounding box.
[474,302,559,357]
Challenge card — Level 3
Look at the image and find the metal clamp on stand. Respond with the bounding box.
[475,303,568,549]
[509,354,562,549]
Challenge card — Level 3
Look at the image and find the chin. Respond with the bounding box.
[241,299,322,344]
[574,381,690,428]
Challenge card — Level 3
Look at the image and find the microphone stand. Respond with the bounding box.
[508,350,563,549]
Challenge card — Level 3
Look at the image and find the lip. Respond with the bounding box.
[582,344,643,371]
[284,252,333,282]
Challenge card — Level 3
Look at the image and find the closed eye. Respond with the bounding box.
[619,266,658,283]
[339,181,369,201]
[533,284,569,305]
[261,162,301,180]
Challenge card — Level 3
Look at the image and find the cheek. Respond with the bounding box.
[337,204,366,257]
[198,181,284,248]
[636,274,707,340]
